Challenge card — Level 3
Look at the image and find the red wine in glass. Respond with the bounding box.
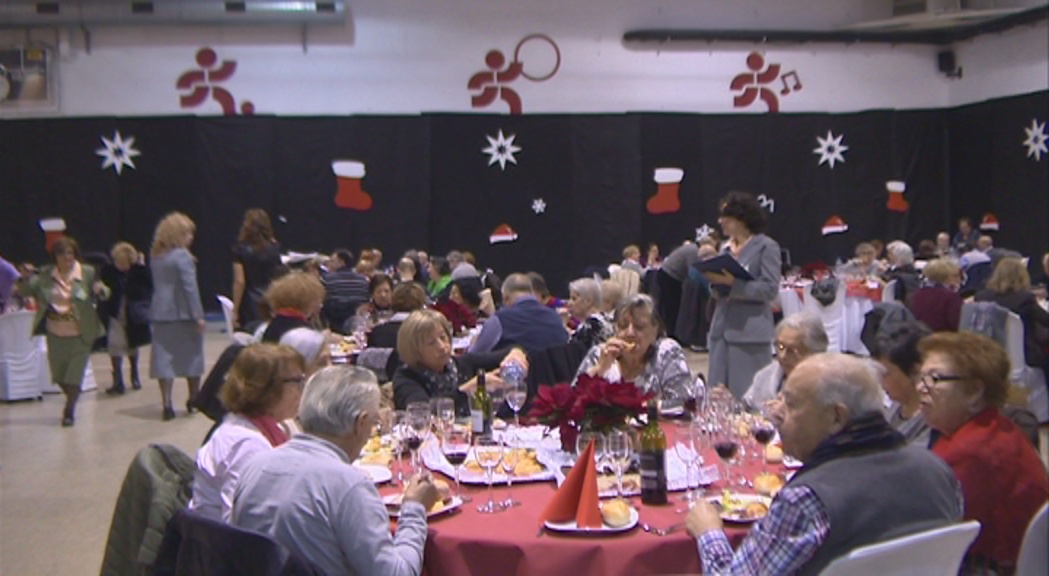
[753,426,775,446]
[683,397,698,417]
[444,451,469,466]
[405,437,424,451]
[714,441,739,461]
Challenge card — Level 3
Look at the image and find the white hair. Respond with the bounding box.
[806,353,885,418]
[569,277,603,308]
[776,313,829,354]
[886,240,914,266]
[298,366,380,437]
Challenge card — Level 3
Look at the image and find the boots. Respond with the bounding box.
[60,384,80,427]
[106,356,126,395]
[186,378,200,415]
[128,354,142,390]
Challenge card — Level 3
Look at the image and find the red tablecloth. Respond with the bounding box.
[381,437,782,576]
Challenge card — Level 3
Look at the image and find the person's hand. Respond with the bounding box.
[500,348,528,375]
[196,318,207,334]
[686,500,724,537]
[17,263,37,276]
[459,372,506,395]
[403,473,439,511]
[704,270,735,286]
[92,281,106,295]
[591,338,628,374]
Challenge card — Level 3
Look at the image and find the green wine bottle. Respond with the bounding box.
[471,369,492,435]
[640,402,668,505]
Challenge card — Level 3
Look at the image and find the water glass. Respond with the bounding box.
[474,435,504,514]
[500,362,528,427]
[436,397,456,433]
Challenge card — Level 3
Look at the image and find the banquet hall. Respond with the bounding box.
[0,1,1047,574]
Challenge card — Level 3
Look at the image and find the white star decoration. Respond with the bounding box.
[96,131,141,175]
[482,130,521,170]
[695,224,714,242]
[813,130,848,169]
[531,198,547,214]
[1022,118,1048,162]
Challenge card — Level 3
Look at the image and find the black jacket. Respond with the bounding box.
[393,349,510,417]
[100,263,153,348]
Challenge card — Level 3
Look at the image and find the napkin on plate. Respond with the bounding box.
[538,439,602,528]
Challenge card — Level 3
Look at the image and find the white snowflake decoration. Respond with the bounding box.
[813,130,848,169]
[96,131,141,176]
[695,224,714,242]
[1022,118,1047,161]
[531,198,546,214]
[482,130,521,170]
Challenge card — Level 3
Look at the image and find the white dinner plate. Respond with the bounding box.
[356,464,393,485]
[543,505,639,534]
[383,495,463,518]
[707,493,772,524]
[782,455,803,469]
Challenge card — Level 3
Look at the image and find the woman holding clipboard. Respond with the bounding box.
[701,191,781,399]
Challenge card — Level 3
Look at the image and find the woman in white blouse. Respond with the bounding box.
[188,343,306,522]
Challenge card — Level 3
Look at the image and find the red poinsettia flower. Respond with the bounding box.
[529,383,578,426]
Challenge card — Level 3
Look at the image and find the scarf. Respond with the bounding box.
[421,359,462,398]
[794,412,905,477]
[247,415,289,447]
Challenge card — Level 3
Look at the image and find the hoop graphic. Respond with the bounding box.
[514,34,561,82]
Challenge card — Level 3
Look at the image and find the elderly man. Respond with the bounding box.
[742,313,828,409]
[232,366,439,576]
[687,353,962,576]
[322,249,371,332]
[468,273,568,354]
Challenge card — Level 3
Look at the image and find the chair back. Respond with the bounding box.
[1004,311,1026,374]
[0,311,46,400]
[803,280,846,352]
[820,520,980,576]
[882,279,898,304]
[217,295,253,345]
[610,268,641,299]
[1017,502,1049,576]
[960,301,1010,348]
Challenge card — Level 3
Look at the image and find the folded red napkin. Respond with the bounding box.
[539,439,602,528]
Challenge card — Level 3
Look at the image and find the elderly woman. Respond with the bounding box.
[575,294,692,400]
[355,273,394,326]
[188,344,306,522]
[100,242,152,395]
[149,213,205,421]
[369,282,428,349]
[705,191,782,399]
[909,258,963,332]
[918,332,1048,572]
[231,208,282,331]
[871,321,931,446]
[261,271,326,344]
[566,277,612,350]
[393,309,528,416]
[882,240,921,304]
[741,312,828,409]
[844,242,886,277]
[975,257,1049,369]
[17,237,108,426]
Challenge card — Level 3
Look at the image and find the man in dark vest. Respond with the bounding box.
[468,273,568,355]
[686,353,962,575]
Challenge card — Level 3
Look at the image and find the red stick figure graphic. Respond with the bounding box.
[730,52,782,113]
[468,50,524,114]
[176,48,255,116]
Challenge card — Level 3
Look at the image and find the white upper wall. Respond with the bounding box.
[0,0,1044,117]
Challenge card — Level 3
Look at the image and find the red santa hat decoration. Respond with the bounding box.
[489,223,518,244]
[39,217,67,252]
[979,212,999,231]
[821,215,849,236]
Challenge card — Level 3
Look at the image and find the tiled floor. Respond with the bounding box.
[0,324,709,574]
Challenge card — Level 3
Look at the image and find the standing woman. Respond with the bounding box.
[149,212,206,421]
[704,191,782,399]
[100,242,152,395]
[18,237,108,426]
[231,208,282,331]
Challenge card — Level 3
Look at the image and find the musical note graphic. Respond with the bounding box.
[779,71,802,96]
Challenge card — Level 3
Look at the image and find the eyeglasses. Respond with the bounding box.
[917,372,967,391]
[281,374,307,387]
[774,342,807,357]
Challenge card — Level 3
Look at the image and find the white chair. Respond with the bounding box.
[882,279,898,304]
[0,311,45,401]
[1017,502,1048,576]
[216,295,253,345]
[1005,311,1049,422]
[610,267,641,299]
[820,520,981,576]
[803,281,847,353]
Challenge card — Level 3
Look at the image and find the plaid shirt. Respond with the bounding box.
[697,485,830,576]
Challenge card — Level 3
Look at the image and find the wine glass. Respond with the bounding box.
[441,425,472,503]
[500,361,528,427]
[713,417,739,489]
[672,420,703,512]
[500,430,521,508]
[436,397,456,433]
[606,429,632,500]
[384,410,408,486]
[489,386,506,427]
[405,402,431,475]
[474,434,504,514]
[684,374,707,421]
[751,412,777,474]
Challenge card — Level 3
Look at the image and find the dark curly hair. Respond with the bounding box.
[719,191,767,234]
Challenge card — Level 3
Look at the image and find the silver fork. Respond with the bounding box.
[640,522,685,536]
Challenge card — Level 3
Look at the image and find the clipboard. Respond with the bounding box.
[691,254,754,281]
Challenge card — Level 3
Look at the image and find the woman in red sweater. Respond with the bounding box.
[918,332,1048,574]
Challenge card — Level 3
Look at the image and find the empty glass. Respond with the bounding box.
[387,410,408,486]
[672,420,704,512]
[405,402,431,474]
[606,429,632,499]
[474,435,504,514]
[500,430,521,508]
[435,397,456,433]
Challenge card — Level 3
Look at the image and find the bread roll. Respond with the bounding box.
[754,473,784,496]
[743,501,769,519]
[765,444,783,464]
[434,479,452,502]
[600,499,633,528]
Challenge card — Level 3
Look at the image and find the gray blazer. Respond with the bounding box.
[708,233,781,344]
[149,248,204,323]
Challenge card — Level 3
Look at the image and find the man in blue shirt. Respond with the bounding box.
[469,272,568,354]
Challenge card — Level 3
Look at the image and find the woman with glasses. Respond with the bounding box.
[575,294,693,400]
[188,344,307,523]
[741,313,828,410]
[918,332,1047,574]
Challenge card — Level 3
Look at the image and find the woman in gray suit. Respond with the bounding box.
[149,212,206,421]
[704,191,782,399]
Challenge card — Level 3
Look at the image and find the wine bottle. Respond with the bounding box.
[640,402,668,505]
[471,369,492,435]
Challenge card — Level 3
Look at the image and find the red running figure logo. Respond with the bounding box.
[176,47,255,116]
[730,52,803,113]
[468,34,561,115]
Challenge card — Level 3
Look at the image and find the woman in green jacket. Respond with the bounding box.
[18,237,109,426]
